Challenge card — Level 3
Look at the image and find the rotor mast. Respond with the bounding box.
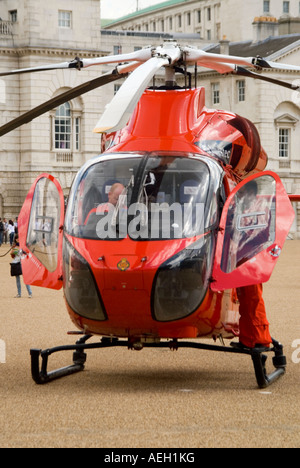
[164,66,177,87]
[154,40,180,87]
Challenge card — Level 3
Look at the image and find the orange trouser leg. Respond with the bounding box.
[236,284,272,348]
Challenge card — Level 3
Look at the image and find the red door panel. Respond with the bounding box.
[18,174,64,290]
[211,172,295,291]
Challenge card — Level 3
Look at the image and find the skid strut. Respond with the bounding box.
[30,336,286,388]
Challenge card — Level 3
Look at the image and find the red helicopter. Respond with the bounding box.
[1,40,300,388]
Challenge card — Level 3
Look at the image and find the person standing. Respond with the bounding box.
[3,219,8,244]
[10,237,32,298]
[7,220,15,246]
[0,218,3,246]
[14,217,18,235]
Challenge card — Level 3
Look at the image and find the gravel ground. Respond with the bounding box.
[0,240,299,448]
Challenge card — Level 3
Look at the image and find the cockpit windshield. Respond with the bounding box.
[65,153,221,240]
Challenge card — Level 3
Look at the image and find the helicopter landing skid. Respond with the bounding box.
[30,336,286,388]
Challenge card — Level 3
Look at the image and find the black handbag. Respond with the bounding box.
[10,262,22,277]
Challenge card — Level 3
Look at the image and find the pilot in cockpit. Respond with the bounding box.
[84,182,125,226]
[107,183,125,207]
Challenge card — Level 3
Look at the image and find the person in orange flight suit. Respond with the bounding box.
[236,284,272,349]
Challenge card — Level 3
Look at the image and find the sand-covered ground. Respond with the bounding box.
[0,240,299,448]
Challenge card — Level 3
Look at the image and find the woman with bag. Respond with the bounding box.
[10,239,32,298]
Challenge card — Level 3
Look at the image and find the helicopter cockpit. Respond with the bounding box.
[64,152,222,242]
[62,152,224,322]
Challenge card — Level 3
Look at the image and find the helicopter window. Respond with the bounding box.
[26,177,61,272]
[65,154,217,241]
[221,176,276,273]
[152,234,215,322]
[137,156,211,239]
[65,156,141,239]
[63,237,107,321]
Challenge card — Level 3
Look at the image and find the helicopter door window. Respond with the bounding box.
[220,176,276,274]
[26,177,62,272]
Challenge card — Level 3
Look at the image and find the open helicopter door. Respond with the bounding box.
[211,172,295,291]
[18,174,64,290]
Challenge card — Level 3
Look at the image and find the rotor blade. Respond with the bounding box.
[80,48,152,69]
[185,48,255,69]
[0,60,74,77]
[234,66,300,90]
[0,49,152,77]
[196,61,236,74]
[254,58,300,71]
[0,70,126,137]
[93,56,169,134]
[184,47,300,72]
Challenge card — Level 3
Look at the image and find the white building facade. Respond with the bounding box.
[0,0,104,216]
[103,0,300,42]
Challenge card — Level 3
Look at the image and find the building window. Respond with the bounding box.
[9,10,18,22]
[58,10,72,28]
[169,17,173,29]
[263,1,270,13]
[113,45,122,55]
[237,80,246,102]
[197,10,201,23]
[279,128,290,158]
[75,118,80,151]
[52,102,81,152]
[187,12,191,26]
[212,83,220,104]
[207,7,211,21]
[283,1,290,13]
[207,29,211,40]
[178,14,182,28]
[114,84,122,95]
[55,103,71,150]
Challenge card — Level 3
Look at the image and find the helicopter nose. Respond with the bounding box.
[102,255,145,291]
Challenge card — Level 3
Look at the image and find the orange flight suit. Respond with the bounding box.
[236,284,272,348]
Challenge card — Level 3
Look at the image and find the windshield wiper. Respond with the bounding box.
[137,172,156,227]
[111,174,134,228]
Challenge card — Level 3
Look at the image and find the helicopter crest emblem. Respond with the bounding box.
[117,258,130,271]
